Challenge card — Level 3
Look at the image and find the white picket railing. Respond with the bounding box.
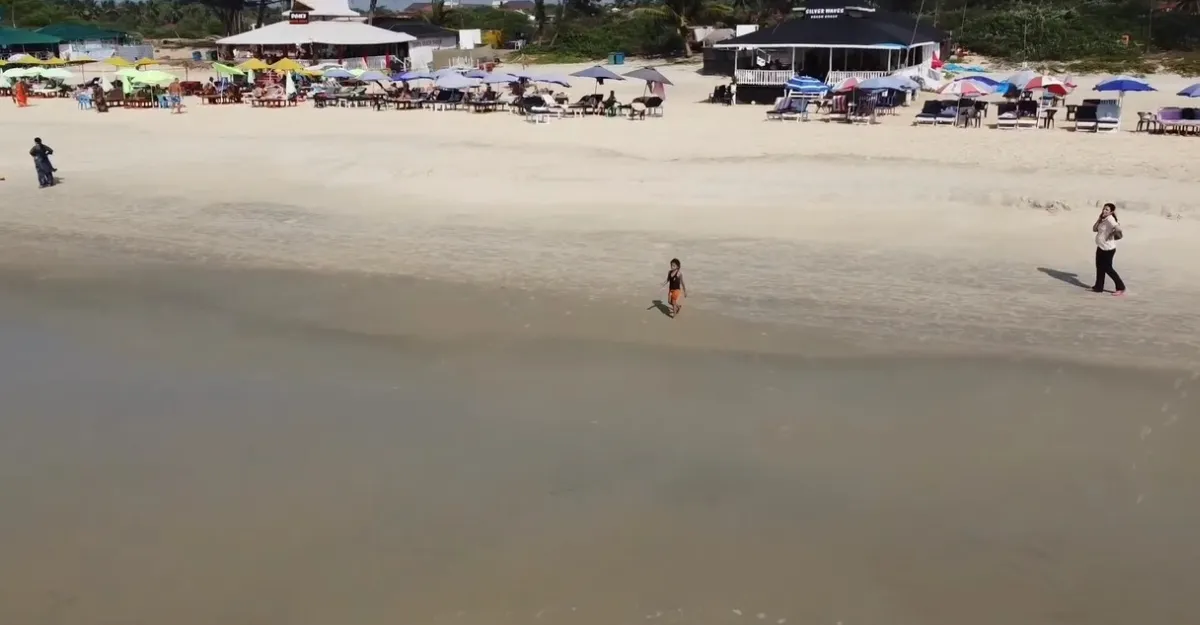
[826,70,893,84]
[734,69,793,86]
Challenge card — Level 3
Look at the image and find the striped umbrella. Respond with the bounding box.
[1023,75,1069,96]
[786,75,828,95]
[937,79,992,98]
[1177,83,1200,98]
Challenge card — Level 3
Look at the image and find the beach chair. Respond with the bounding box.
[1181,108,1200,135]
[994,102,1017,129]
[643,96,664,117]
[935,102,958,126]
[912,100,941,125]
[1096,100,1121,133]
[1073,105,1098,132]
[765,97,790,120]
[1016,100,1039,129]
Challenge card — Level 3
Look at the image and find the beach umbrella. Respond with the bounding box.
[481,72,517,85]
[270,58,306,73]
[356,69,389,82]
[832,76,860,92]
[8,54,42,65]
[42,68,74,81]
[103,57,132,68]
[1177,83,1200,98]
[133,58,161,68]
[509,69,537,80]
[286,72,297,97]
[623,67,674,86]
[937,79,992,98]
[67,54,96,65]
[435,72,477,90]
[464,68,488,79]
[41,56,67,66]
[785,75,829,95]
[237,58,271,71]
[570,65,623,81]
[322,67,353,79]
[393,70,432,82]
[570,65,623,92]
[1094,75,1155,93]
[858,75,918,92]
[131,70,177,87]
[432,67,463,79]
[532,74,572,87]
[2,66,30,78]
[212,62,245,78]
[951,74,1001,87]
[1023,74,1069,96]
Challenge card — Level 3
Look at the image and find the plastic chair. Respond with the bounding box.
[77,94,93,110]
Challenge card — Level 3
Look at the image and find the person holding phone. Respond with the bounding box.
[1092,203,1125,296]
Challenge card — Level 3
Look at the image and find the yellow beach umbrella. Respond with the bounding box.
[269,58,305,73]
[68,55,97,65]
[133,58,161,68]
[42,57,68,66]
[103,57,133,68]
[11,54,42,65]
[237,58,270,71]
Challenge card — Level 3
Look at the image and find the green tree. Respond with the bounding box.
[633,0,733,57]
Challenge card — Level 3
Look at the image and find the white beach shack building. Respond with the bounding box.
[216,0,416,70]
[711,0,945,104]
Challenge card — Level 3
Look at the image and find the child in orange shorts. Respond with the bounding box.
[661,258,687,318]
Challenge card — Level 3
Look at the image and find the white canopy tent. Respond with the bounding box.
[216,21,415,46]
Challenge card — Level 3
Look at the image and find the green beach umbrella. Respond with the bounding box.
[42,67,74,81]
[131,70,176,87]
[212,62,245,78]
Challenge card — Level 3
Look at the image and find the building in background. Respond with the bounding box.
[36,23,154,61]
[371,18,459,70]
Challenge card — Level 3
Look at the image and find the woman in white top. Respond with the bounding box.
[1092,203,1126,296]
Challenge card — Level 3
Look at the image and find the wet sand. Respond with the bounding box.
[2,249,1198,625]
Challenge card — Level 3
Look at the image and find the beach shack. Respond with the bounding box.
[216,0,416,70]
[36,23,154,62]
[711,0,945,104]
[0,27,62,58]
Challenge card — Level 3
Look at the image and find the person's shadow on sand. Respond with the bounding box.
[1037,267,1090,289]
[648,299,673,318]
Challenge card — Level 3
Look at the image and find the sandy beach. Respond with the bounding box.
[2,62,1200,624]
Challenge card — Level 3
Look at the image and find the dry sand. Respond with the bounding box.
[1,63,1200,624]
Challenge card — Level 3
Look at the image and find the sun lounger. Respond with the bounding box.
[1074,105,1098,132]
[1016,100,1039,128]
[935,103,958,126]
[912,100,942,125]
[994,102,1017,129]
[1096,100,1121,133]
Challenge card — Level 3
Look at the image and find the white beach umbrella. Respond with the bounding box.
[42,68,75,81]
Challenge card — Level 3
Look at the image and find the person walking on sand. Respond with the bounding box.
[1092,203,1125,296]
[661,258,687,318]
[30,138,56,188]
[14,79,29,107]
[168,79,184,114]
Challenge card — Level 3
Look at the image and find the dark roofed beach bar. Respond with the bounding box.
[712,1,945,104]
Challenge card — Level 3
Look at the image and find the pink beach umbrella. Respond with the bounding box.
[832,76,860,93]
[1023,75,1069,96]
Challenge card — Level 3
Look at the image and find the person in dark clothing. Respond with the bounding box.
[30,138,55,188]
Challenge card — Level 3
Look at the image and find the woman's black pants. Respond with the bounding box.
[1094,248,1125,292]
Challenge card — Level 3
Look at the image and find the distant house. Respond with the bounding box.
[496,0,537,12]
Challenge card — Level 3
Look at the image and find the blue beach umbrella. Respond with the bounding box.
[322,67,353,79]
[1094,75,1155,93]
[464,68,488,79]
[532,74,572,87]
[785,75,828,95]
[434,72,476,90]
[481,72,518,85]
[1178,83,1200,98]
[393,70,432,82]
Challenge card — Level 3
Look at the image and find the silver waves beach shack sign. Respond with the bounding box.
[806,7,844,18]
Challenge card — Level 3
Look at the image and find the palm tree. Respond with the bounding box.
[368,0,379,24]
[534,0,547,36]
[635,0,734,58]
